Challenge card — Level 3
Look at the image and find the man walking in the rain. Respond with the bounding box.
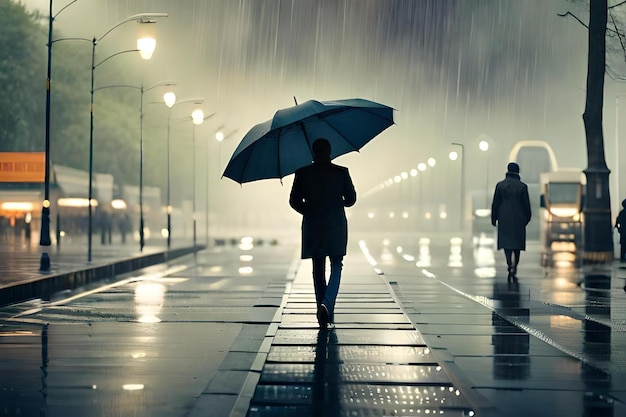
[290,138,357,328]
[490,162,531,279]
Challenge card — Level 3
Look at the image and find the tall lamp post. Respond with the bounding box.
[479,139,490,208]
[451,142,465,232]
[95,80,176,252]
[87,12,167,262]
[163,95,205,249]
[138,81,176,252]
[191,109,204,248]
[40,0,80,271]
[417,162,427,224]
[189,109,215,248]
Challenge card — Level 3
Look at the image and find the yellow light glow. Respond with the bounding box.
[549,207,579,217]
[192,108,205,125]
[43,199,51,208]
[163,91,176,107]
[161,228,169,238]
[1,202,34,211]
[58,198,90,208]
[137,37,156,59]
[122,384,144,391]
[474,208,491,217]
[111,199,127,210]
[216,131,225,141]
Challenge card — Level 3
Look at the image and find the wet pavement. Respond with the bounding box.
[1,232,626,416]
[240,253,474,416]
[0,236,202,306]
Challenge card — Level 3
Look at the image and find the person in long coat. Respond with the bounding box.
[289,138,357,327]
[491,162,531,279]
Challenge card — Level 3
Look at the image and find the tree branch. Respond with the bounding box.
[609,11,626,61]
[609,1,626,10]
[557,11,589,29]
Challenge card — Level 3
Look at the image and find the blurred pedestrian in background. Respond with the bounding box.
[491,162,532,279]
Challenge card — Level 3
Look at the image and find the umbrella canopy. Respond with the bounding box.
[222,98,394,184]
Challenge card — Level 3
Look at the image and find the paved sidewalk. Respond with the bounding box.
[231,250,477,416]
[0,237,202,306]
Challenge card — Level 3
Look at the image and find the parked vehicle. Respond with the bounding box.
[539,169,585,267]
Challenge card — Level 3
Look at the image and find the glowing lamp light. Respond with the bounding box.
[43,199,51,208]
[418,163,426,172]
[163,91,176,108]
[192,109,205,125]
[449,151,458,161]
[215,131,225,141]
[57,198,98,208]
[137,37,156,59]
[428,157,436,167]
[1,202,34,211]
[479,140,489,151]
[111,199,127,210]
[474,208,491,217]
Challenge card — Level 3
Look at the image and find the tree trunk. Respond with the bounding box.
[583,0,613,261]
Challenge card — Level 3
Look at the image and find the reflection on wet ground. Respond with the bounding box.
[246,258,475,416]
[361,234,626,416]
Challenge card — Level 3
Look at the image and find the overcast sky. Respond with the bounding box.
[19,0,626,232]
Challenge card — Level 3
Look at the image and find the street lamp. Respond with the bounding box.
[189,110,216,249]
[138,81,175,252]
[479,139,490,207]
[191,109,203,248]
[164,96,205,249]
[87,12,167,262]
[40,0,81,271]
[451,142,465,232]
[417,162,427,223]
[92,80,175,253]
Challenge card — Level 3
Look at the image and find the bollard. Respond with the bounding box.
[39,252,50,271]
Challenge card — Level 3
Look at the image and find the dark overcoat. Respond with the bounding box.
[289,161,356,259]
[490,172,532,250]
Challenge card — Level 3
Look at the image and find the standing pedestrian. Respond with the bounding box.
[290,138,357,328]
[491,162,532,279]
[615,199,626,262]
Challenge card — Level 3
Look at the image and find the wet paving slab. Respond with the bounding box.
[242,256,476,417]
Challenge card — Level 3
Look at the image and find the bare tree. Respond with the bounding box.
[560,0,616,261]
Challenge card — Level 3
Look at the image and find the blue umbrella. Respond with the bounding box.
[222,98,394,184]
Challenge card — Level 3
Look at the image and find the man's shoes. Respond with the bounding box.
[317,304,330,328]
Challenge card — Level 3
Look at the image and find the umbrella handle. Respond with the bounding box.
[293,96,298,105]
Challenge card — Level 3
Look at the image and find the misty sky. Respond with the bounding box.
[20,0,626,233]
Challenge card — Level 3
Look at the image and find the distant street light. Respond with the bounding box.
[417,162,427,221]
[479,139,490,207]
[164,96,205,249]
[189,109,215,248]
[87,12,167,263]
[451,142,465,231]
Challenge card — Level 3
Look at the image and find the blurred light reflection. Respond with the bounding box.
[134,281,166,323]
[413,238,431,268]
[448,237,463,267]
